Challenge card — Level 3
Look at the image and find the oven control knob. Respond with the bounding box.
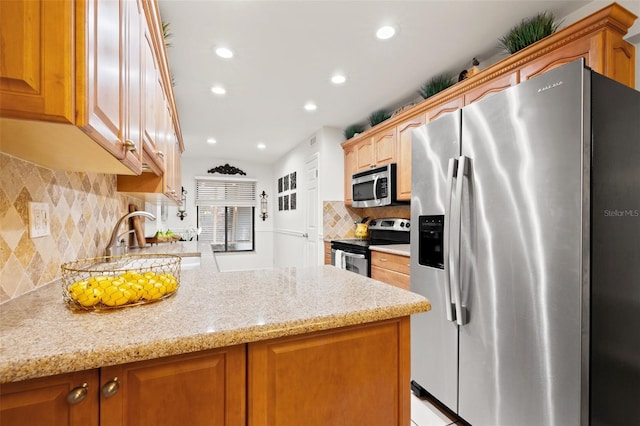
[406,222,410,229]
[370,220,376,226]
[400,222,405,227]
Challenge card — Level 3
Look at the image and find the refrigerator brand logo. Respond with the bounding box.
[603,209,640,217]
[538,81,563,92]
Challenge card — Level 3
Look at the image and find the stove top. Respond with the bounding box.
[330,218,410,251]
[331,239,371,248]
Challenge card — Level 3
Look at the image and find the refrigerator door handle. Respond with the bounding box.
[443,158,458,322]
[451,156,468,326]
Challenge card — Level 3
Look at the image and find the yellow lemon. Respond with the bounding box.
[68,280,88,298]
[77,287,102,307]
[145,286,161,300]
[154,282,167,296]
[128,283,144,302]
[103,285,119,296]
[166,279,178,293]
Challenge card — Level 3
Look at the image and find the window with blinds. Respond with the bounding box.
[195,177,256,252]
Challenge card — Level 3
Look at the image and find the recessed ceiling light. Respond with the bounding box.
[257,143,266,150]
[211,86,226,95]
[331,74,346,84]
[207,138,217,144]
[304,102,317,111]
[376,25,396,40]
[215,47,234,59]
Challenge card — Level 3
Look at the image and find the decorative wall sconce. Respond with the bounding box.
[177,186,187,220]
[259,190,268,221]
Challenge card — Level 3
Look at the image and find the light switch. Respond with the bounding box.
[28,202,50,238]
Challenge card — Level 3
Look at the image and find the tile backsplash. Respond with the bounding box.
[323,201,410,240]
[0,154,142,302]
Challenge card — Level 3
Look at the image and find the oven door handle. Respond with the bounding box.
[341,252,366,259]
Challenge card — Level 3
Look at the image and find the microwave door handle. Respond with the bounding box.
[372,176,379,204]
[443,158,457,322]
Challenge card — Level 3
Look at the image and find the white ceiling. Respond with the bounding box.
[158,0,591,164]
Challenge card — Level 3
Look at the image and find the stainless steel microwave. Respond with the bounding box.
[352,163,403,208]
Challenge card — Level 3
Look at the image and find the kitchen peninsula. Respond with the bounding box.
[0,257,430,425]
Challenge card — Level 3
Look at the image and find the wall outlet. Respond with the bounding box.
[28,202,50,238]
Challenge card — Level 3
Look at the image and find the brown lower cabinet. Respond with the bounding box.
[0,317,410,426]
[371,251,411,290]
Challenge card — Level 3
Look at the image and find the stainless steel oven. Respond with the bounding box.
[331,240,370,276]
[330,218,410,277]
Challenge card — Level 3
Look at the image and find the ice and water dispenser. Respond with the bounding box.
[418,215,444,269]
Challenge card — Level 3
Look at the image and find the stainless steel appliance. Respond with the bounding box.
[410,59,640,425]
[352,164,405,208]
[331,218,410,277]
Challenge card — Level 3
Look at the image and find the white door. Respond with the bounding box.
[304,154,319,266]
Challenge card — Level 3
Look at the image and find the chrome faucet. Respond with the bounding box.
[105,211,156,257]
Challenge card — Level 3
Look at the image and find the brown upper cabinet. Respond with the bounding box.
[355,128,397,172]
[341,3,637,204]
[0,0,183,191]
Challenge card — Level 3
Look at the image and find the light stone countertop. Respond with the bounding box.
[127,240,209,257]
[0,261,430,383]
[369,244,411,257]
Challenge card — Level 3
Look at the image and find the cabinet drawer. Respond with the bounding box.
[371,266,410,290]
[371,251,410,275]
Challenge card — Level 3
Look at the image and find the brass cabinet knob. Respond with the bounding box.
[123,140,137,153]
[101,377,120,398]
[155,150,165,159]
[67,383,88,405]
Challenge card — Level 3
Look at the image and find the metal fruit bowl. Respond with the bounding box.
[61,254,181,311]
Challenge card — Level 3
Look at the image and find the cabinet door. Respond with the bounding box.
[324,241,332,265]
[0,0,75,122]
[427,96,463,122]
[343,146,357,204]
[373,128,396,166]
[519,37,591,82]
[371,251,411,290]
[0,370,99,426]
[463,71,518,105]
[371,266,410,290]
[82,0,141,173]
[124,0,144,173]
[142,26,164,175]
[248,318,411,426]
[396,115,425,201]
[100,345,246,426]
[356,140,374,171]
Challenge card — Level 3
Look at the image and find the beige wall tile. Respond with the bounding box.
[0,153,143,303]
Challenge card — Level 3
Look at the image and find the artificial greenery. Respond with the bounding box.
[344,124,366,140]
[162,21,173,48]
[418,74,456,99]
[499,12,559,54]
[369,109,392,127]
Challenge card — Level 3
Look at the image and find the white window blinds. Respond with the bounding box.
[195,176,257,207]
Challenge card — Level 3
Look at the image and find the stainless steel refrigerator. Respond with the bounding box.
[410,59,640,426]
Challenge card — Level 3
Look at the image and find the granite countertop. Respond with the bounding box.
[127,240,210,257]
[0,262,430,383]
[369,244,411,257]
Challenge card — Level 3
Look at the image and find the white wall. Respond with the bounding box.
[272,126,345,268]
[163,156,274,271]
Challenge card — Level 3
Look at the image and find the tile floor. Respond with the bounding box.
[411,393,464,426]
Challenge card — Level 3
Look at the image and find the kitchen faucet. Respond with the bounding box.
[105,211,156,257]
